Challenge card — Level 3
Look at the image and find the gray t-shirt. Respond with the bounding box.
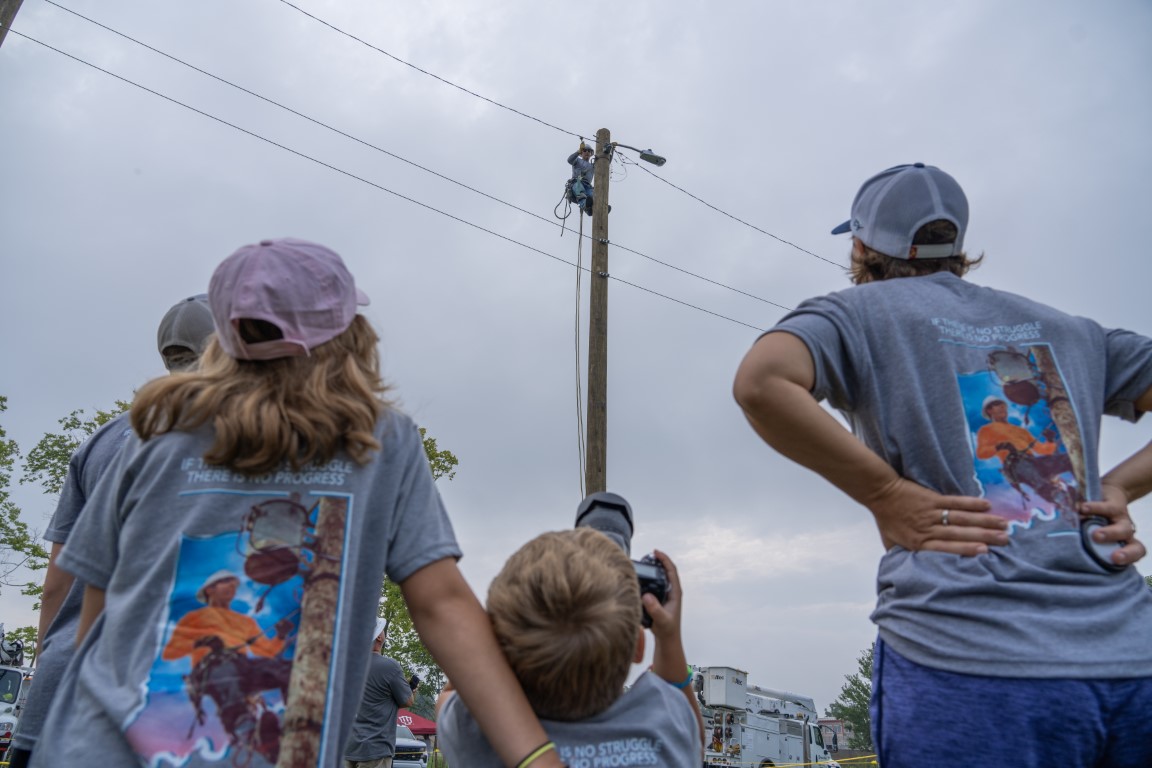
[13,413,133,752]
[30,409,460,768]
[568,152,594,185]
[773,272,1152,678]
[439,670,701,768]
[343,654,412,761]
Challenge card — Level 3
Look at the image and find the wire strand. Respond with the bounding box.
[574,215,586,498]
[39,1,795,314]
[275,0,592,141]
[271,0,837,270]
[8,29,773,336]
[632,162,841,266]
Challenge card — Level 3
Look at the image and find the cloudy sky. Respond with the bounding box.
[2,0,1151,714]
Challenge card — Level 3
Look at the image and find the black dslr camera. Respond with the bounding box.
[575,491,669,628]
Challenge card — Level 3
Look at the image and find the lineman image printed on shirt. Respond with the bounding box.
[947,328,1082,528]
[124,490,348,767]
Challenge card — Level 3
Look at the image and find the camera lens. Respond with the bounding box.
[574,492,635,555]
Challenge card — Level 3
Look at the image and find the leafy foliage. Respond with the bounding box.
[379,427,460,719]
[0,396,49,601]
[22,402,130,495]
[419,427,458,482]
[824,644,874,751]
[0,397,129,607]
[3,625,38,664]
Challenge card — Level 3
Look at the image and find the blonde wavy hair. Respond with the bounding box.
[486,528,641,721]
[132,315,389,475]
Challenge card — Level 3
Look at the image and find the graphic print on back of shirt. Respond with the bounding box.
[952,339,1084,528]
[125,490,350,768]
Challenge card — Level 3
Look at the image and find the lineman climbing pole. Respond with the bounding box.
[584,127,612,495]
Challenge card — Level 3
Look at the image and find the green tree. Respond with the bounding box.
[378,427,460,719]
[0,396,49,602]
[1,396,129,658]
[22,401,130,495]
[1145,575,1152,590]
[825,644,874,751]
[3,625,38,664]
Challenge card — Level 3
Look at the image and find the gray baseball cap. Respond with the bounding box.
[157,294,215,371]
[832,163,968,260]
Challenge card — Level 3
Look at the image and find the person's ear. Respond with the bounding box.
[633,630,645,664]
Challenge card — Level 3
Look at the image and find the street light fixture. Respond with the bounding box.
[614,142,667,167]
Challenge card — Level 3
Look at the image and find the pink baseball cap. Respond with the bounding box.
[209,238,370,360]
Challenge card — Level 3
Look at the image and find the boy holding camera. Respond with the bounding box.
[438,521,703,767]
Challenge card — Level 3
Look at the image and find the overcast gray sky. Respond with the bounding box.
[2,0,1151,714]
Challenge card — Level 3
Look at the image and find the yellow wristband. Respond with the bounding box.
[517,740,557,768]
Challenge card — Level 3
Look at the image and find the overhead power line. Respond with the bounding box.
[39,0,794,314]
[271,0,839,269]
[632,162,841,267]
[9,29,775,333]
[275,0,591,141]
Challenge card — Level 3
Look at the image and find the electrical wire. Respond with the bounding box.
[631,162,841,266]
[8,28,774,335]
[38,1,795,315]
[574,214,587,498]
[275,0,592,141]
[272,0,839,269]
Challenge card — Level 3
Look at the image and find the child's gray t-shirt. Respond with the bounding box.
[31,408,460,768]
[773,272,1152,679]
[439,670,701,768]
[12,412,133,753]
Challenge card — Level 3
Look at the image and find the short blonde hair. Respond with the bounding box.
[132,315,389,475]
[487,528,640,720]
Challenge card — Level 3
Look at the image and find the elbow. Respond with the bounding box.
[733,364,780,417]
[732,368,760,413]
[41,567,75,607]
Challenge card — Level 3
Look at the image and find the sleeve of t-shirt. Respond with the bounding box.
[43,454,88,546]
[54,434,144,590]
[439,692,500,766]
[384,656,413,707]
[1103,328,1152,422]
[770,292,863,412]
[43,415,133,544]
[380,415,462,585]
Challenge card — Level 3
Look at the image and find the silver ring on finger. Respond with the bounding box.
[941,508,950,526]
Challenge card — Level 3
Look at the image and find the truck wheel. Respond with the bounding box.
[759,762,775,767]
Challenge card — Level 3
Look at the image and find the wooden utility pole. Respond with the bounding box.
[585,127,612,494]
[279,495,346,767]
[0,0,24,49]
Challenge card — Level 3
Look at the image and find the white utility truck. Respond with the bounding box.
[697,666,839,768]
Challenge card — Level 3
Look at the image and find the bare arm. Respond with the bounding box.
[643,550,704,755]
[733,331,1007,555]
[37,542,74,653]
[1078,386,1152,566]
[1101,386,1152,503]
[402,558,562,768]
[76,585,106,647]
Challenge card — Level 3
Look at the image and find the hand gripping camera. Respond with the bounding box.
[574,491,669,628]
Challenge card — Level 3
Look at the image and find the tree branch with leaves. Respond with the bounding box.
[824,644,874,751]
[375,427,460,719]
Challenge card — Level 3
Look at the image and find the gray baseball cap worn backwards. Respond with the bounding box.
[157,294,215,371]
[831,163,969,260]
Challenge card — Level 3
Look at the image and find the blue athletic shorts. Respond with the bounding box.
[871,637,1152,768]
